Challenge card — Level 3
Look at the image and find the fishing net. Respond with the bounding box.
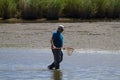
[66,47,74,56]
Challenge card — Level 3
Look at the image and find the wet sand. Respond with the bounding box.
[0,22,120,50]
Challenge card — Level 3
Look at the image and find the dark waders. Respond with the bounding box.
[48,49,63,70]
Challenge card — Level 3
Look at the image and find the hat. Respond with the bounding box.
[58,25,64,31]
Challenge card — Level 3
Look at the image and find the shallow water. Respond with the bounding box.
[0,48,120,80]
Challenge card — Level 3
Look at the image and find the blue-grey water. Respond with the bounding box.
[0,48,120,80]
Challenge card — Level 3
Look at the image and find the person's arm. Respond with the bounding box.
[51,39,56,49]
[62,45,65,49]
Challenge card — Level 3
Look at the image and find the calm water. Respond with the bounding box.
[0,48,120,80]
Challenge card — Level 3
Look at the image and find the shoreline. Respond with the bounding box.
[0,47,120,53]
[0,18,120,23]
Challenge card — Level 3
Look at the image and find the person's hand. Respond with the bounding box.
[62,47,66,50]
[52,45,56,49]
[62,45,66,50]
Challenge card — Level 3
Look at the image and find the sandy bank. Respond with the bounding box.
[0,22,120,51]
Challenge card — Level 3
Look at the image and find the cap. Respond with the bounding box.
[58,25,64,31]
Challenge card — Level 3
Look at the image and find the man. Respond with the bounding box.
[48,25,64,70]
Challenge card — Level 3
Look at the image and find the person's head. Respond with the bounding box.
[57,25,64,33]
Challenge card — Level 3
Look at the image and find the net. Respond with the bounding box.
[66,47,74,56]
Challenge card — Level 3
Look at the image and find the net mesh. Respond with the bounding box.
[66,47,74,56]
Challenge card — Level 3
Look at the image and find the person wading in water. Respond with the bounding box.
[48,25,64,70]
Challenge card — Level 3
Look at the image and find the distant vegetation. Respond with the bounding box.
[0,0,120,20]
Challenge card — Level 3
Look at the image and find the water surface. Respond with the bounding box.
[0,48,120,80]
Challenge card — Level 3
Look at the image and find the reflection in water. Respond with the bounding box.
[52,70,62,80]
